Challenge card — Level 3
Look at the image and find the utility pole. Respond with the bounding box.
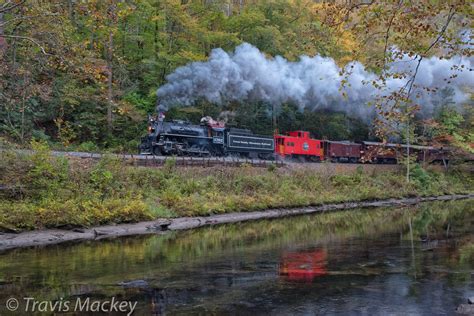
[406,111,410,183]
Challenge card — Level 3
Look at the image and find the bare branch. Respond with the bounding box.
[382,0,403,69]
[0,13,59,28]
[325,1,375,28]
[405,6,456,99]
[406,55,422,99]
[422,6,455,56]
[0,34,48,54]
[0,0,26,14]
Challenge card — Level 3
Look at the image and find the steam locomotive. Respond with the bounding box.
[139,114,450,164]
[139,114,274,159]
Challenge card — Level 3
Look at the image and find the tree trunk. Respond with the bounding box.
[0,12,7,56]
[107,30,113,133]
[67,0,76,26]
[20,74,27,144]
[226,1,232,16]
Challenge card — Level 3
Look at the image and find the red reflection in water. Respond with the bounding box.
[279,249,327,281]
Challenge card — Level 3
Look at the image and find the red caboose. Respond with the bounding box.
[275,131,323,161]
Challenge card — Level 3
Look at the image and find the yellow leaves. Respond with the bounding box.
[338,30,360,64]
[94,72,107,82]
[178,50,206,62]
[151,15,163,22]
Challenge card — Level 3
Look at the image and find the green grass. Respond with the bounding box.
[0,143,472,231]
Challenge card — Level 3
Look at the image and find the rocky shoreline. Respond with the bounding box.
[0,194,472,252]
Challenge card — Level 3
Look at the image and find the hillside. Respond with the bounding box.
[0,0,472,152]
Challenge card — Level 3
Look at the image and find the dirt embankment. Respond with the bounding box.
[0,194,472,252]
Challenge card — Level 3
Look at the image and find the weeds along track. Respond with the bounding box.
[4,149,409,171]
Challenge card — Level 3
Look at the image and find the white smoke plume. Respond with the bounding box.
[157,43,473,120]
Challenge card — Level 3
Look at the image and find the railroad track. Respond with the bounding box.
[3,149,285,168]
[1,149,417,171]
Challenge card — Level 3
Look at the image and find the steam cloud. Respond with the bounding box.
[157,43,473,120]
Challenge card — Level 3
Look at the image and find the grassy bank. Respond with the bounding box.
[0,142,473,231]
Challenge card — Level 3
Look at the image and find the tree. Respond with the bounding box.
[319,1,472,181]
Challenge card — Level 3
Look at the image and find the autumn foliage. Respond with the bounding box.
[0,0,472,154]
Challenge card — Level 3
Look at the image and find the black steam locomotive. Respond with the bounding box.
[139,114,274,159]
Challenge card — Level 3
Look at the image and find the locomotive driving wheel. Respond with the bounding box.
[152,146,162,156]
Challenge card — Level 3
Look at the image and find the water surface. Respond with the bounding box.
[0,200,473,315]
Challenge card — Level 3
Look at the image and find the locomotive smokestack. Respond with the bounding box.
[156,99,168,112]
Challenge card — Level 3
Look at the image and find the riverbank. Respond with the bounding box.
[2,144,473,232]
[1,194,472,251]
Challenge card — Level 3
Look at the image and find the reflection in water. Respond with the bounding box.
[0,200,473,315]
[279,249,327,281]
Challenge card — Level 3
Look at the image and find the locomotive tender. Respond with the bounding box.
[139,114,449,164]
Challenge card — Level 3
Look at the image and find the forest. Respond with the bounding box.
[0,0,472,153]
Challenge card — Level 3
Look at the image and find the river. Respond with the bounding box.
[0,199,472,315]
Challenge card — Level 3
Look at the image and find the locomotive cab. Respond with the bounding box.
[211,128,225,145]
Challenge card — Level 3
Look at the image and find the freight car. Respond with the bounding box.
[416,146,450,165]
[360,141,400,164]
[324,141,361,163]
[139,114,274,159]
[360,142,450,165]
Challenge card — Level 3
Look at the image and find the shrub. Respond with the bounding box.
[0,202,36,230]
[77,141,99,153]
[330,174,361,187]
[0,153,472,231]
[163,157,177,173]
[89,155,122,199]
[27,140,69,199]
[267,163,277,172]
[410,164,432,190]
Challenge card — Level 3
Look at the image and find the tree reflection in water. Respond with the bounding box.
[0,200,472,315]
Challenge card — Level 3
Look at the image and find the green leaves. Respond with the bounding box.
[27,140,69,200]
[0,0,471,154]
